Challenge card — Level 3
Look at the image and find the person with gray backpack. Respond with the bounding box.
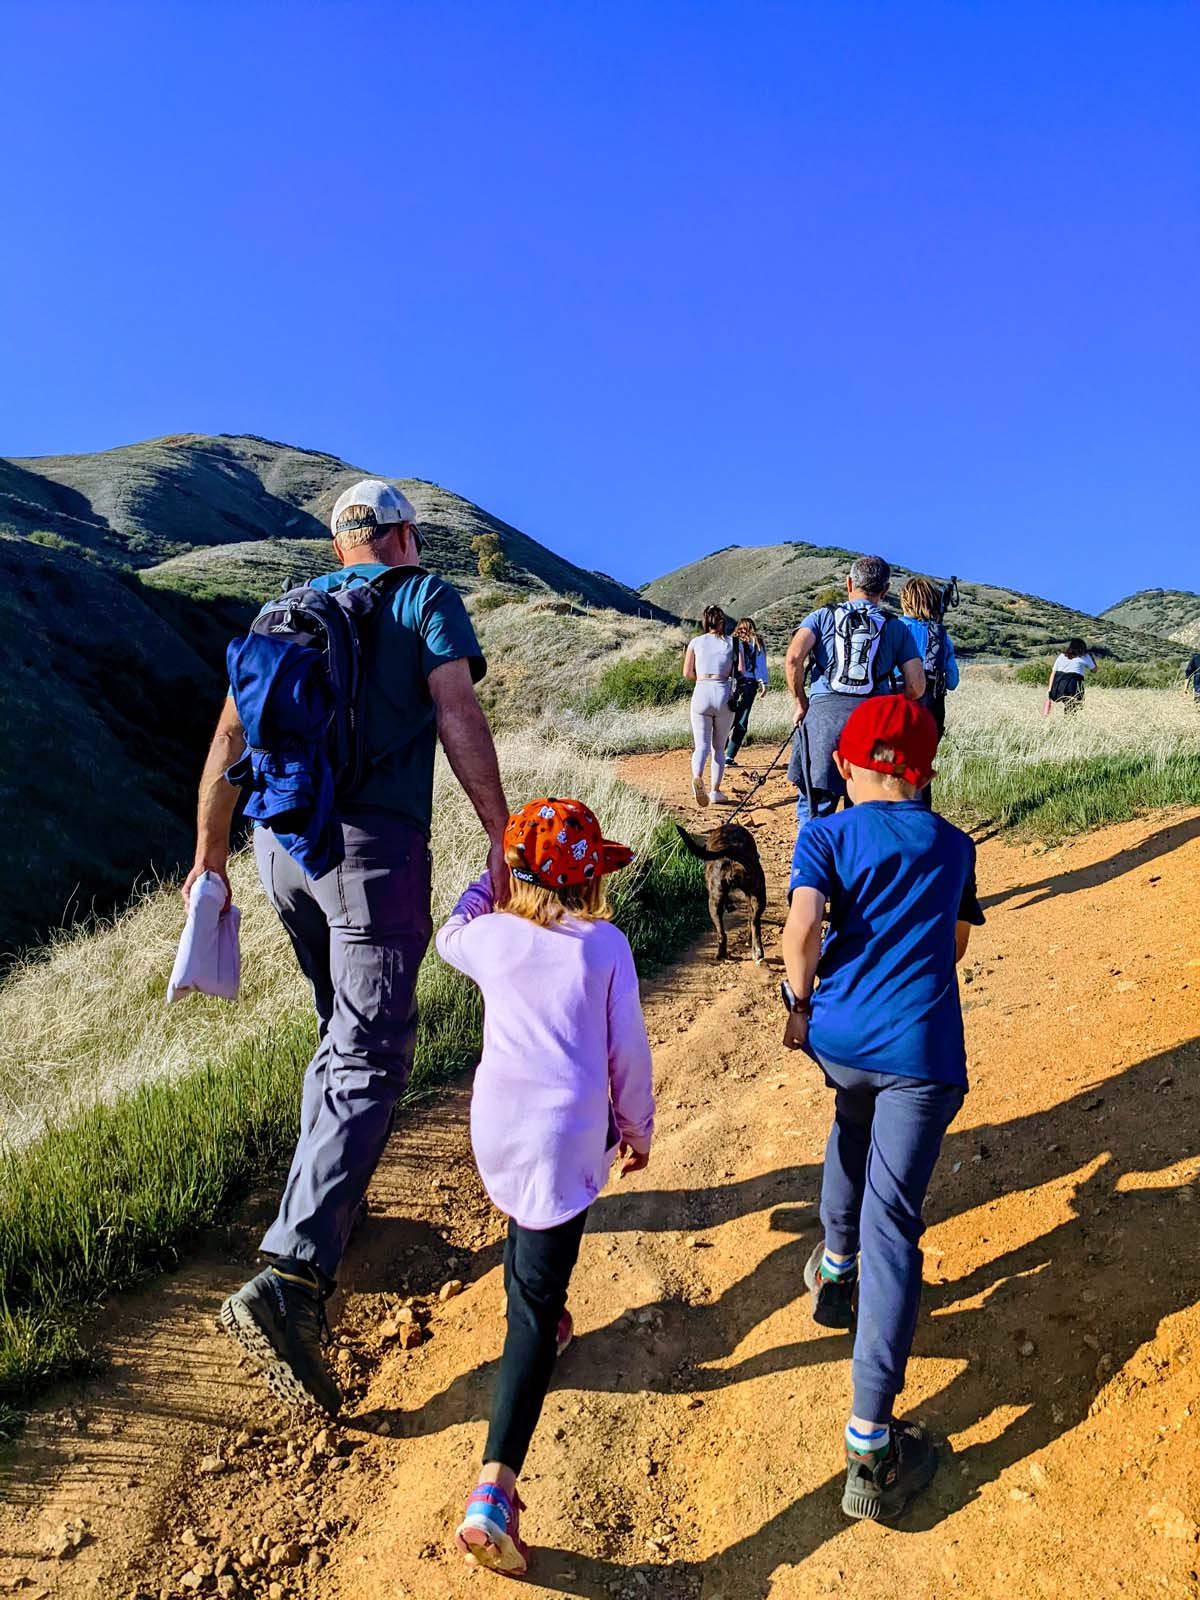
[785,556,926,828]
[183,478,510,1416]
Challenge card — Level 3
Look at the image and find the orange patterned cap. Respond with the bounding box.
[504,797,635,888]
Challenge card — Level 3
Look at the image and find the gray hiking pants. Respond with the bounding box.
[255,818,433,1283]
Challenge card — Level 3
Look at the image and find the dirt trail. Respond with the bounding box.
[3,752,1199,1600]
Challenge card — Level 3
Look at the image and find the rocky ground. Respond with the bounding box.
[2,751,1198,1599]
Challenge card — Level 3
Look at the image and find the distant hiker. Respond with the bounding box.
[1188,652,1200,704]
[724,617,769,768]
[896,577,960,809]
[781,696,984,1523]
[186,478,510,1416]
[1046,637,1097,717]
[784,556,925,826]
[683,605,735,807]
[437,797,653,1577]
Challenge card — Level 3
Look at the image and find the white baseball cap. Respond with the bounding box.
[330,479,422,548]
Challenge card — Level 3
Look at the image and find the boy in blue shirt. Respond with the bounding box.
[781,695,984,1522]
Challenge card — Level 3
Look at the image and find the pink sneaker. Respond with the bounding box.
[455,1482,530,1577]
[556,1309,574,1357]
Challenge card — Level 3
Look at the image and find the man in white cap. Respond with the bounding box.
[185,479,509,1415]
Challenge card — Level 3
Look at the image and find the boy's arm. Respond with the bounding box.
[781,886,824,1050]
[956,920,972,963]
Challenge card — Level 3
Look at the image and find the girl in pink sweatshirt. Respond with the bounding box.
[436,797,655,1578]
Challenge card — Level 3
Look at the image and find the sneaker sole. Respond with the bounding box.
[455,1524,529,1577]
[803,1243,856,1330]
[692,777,709,807]
[842,1444,938,1522]
[218,1296,337,1417]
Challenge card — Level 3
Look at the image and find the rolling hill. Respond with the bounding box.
[641,542,1179,661]
[1101,589,1200,651]
[0,433,674,954]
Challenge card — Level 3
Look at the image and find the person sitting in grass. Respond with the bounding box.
[1046,637,1096,717]
[437,797,654,1579]
[781,695,984,1524]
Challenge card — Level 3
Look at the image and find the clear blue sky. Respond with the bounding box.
[2,1,1196,614]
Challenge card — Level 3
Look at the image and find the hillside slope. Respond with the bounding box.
[4,434,674,618]
[642,542,1178,660]
[1101,588,1200,650]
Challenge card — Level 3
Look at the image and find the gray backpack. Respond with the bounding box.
[826,602,887,696]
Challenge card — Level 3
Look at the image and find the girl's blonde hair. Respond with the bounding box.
[899,577,942,621]
[503,848,613,927]
[733,616,764,649]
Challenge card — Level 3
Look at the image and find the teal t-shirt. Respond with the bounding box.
[307,563,485,837]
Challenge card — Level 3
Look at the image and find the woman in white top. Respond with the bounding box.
[683,605,735,806]
[1046,637,1097,717]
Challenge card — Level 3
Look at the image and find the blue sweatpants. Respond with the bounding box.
[818,1060,964,1424]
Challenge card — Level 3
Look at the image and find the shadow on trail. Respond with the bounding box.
[979,813,1200,912]
[361,1038,1200,1595]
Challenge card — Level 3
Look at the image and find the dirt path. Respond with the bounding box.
[3,751,1199,1600]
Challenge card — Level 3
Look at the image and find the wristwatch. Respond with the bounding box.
[780,981,812,1016]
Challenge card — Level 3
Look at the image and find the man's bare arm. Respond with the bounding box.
[900,658,927,701]
[429,658,511,902]
[182,695,246,905]
[785,627,817,725]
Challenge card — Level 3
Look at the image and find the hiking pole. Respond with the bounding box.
[726,729,795,825]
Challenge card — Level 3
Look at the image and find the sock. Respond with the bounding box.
[819,1249,856,1283]
[845,1421,890,1459]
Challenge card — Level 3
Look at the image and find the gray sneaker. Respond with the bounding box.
[219,1263,341,1416]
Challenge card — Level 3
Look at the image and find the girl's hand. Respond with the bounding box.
[757,682,767,698]
[618,1142,650,1177]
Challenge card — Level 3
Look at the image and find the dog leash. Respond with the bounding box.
[725,729,796,825]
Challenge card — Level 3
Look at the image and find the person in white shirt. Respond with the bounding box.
[1046,638,1097,716]
[683,606,735,806]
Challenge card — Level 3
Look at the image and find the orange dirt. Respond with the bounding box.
[2,750,1198,1600]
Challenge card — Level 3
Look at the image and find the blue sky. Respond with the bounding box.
[1,1,1196,614]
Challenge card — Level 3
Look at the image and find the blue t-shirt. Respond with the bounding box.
[897,618,960,692]
[789,801,985,1086]
[800,604,919,698]
[307,563,484,835]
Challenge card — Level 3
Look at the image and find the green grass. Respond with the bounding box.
[1013,657,1185,690]
[939,750,1200,839]
[0,819,702,1426]
[583,649,689,712]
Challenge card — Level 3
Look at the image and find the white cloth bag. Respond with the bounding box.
[166,872,242,1002]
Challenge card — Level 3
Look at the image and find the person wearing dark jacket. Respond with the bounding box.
[185,479,510,1417]
[724,617,769,767]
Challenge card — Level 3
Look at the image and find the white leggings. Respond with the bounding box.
[691,682,734,790]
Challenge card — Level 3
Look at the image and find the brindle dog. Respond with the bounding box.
[676,822,767,963]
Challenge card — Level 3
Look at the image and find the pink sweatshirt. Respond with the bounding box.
[435,875,655,1230]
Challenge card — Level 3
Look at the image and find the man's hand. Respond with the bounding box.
[792,694,809,728]
[618,1141,650,1177]
[182,858,232,912]
[487,836,511,907]
[782,1009,810,1052]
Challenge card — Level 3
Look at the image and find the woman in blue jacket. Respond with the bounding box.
[897,578,959,808]
[725,617,769,767]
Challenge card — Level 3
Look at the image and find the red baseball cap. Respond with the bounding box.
[504,797,635,888]
[838,697,940,788]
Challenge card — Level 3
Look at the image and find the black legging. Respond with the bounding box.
[725,678,759,760]
[484,1208,589,1473]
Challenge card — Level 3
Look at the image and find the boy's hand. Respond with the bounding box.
[782,1009,810,1052]
[618,1142,650,1177]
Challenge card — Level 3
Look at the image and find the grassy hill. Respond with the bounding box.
[1100,589,1200,650]
[0,433,676,954]
[641,541,1178,661]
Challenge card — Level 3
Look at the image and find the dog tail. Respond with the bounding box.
[674,823,729,862]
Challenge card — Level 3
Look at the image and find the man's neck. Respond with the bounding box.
[341,548,419,571]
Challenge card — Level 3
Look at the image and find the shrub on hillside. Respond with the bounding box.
[470,532,508,581]
[585,650,687,711]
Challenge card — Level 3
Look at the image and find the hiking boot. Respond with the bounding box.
[219,1263,341,1416]
[804,1241,856,1330]
[842,1420,938,1521]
